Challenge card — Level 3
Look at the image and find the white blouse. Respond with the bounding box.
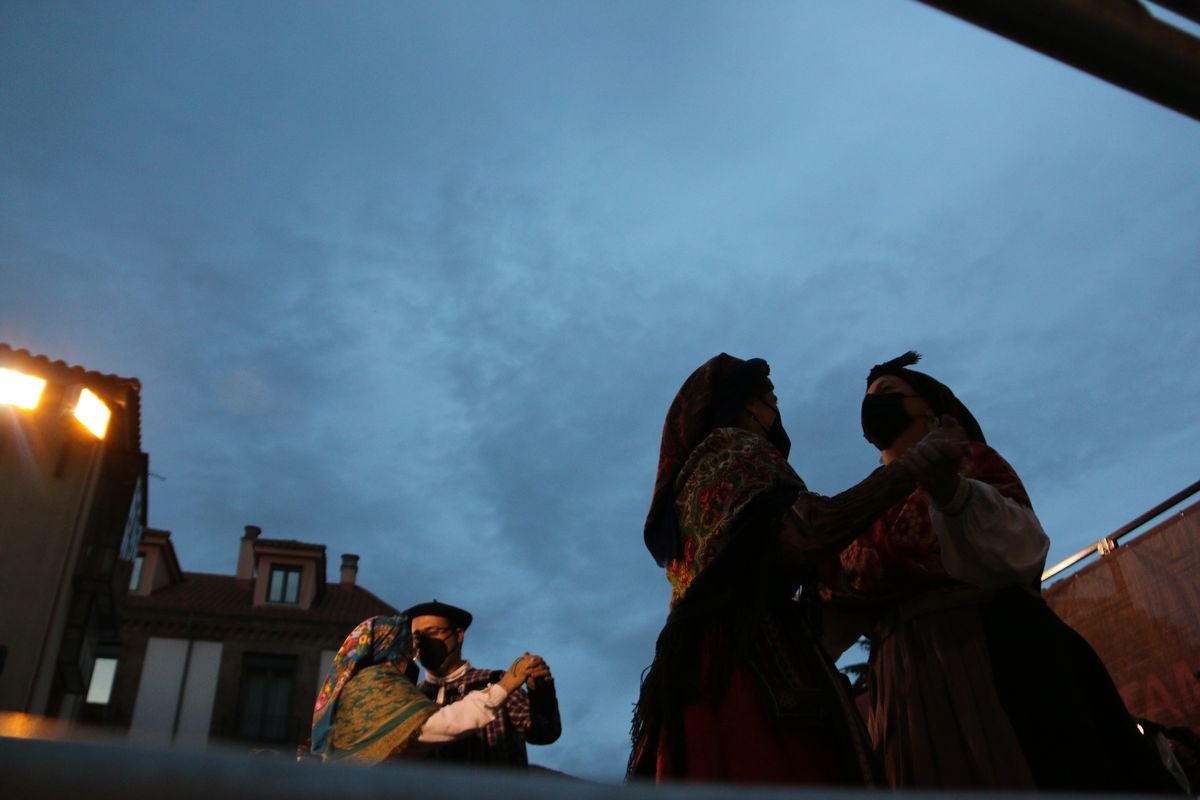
[931,477,1050,589]
[417,683,509,743]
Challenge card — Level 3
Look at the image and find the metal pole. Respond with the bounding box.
[1152,0,1200,27]
[911,0,1200,122]
[1041,479,1200,582]
[1102,478,1200,545]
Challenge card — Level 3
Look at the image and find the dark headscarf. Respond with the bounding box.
[643,354,772,566]
[864,351,986,444]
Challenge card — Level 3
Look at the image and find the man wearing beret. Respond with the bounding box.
[405,599,562,767]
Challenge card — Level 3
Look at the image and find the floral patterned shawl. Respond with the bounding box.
[644,353,774,567]
[311,615,437,763]
[667,427,805,606]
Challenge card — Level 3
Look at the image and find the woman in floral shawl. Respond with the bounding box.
[628,353,964,785]
[310,614,539,765]
[819,351,1180,793]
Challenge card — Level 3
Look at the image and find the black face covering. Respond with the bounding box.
[767,415,792,459]
[415,635,459,673]
[750,406,791,458]
[861,392,915,450]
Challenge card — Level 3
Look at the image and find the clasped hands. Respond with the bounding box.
[499,652,554,694]
[901,414,970,508]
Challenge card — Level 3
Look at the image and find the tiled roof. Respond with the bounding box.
[0,342,143,451]
[126,572,398,625]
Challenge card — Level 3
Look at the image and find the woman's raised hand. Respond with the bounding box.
[903,414,969,506]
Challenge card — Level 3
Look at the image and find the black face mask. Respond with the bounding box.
[861,392,915,450]
[415,636,458,673]
[767,415,792,459]
[751,406,792,458]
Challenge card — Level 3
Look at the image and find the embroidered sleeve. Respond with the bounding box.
[779,459,918,568]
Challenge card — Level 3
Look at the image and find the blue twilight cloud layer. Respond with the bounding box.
[2,0,1198,780]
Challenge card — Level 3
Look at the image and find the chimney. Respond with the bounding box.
[340,553,359,586]
[237,525,261,579]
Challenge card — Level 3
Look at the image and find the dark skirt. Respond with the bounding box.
[869,586,1180,793]
[633,600,879,786]
[981,587,1181,794]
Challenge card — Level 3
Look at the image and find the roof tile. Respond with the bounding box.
[126,572,398,625]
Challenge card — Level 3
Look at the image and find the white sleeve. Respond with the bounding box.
[931,478,1050,588]
[417,684,509,744]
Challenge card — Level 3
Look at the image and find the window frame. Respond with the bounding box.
[234,653,298,743]
[266,565,302,604]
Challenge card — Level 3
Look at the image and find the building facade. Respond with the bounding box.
[86,526,398,754]
[0,344,147,721]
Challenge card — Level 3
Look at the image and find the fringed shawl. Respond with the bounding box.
[645,353,772,566]
[321,663,438,765]
[631,427,815,778]
[667,427,805,606]
[311,614,435,763]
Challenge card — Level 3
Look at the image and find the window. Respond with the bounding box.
[129,554,144,592]
[236,654,297,742]
[86,657,118,705]
[267,566,302,604]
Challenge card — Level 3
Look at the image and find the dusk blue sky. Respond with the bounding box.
[2,1,1198,780]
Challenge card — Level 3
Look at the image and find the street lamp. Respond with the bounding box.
[1,367,111,440]
[67,387,111,440]
[0,368,47,410]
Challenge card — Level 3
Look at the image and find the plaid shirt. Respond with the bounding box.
[417,666,561,767]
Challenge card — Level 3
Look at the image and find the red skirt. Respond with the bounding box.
[654,662,859,785]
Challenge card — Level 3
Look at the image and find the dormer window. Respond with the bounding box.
[246,535,324,609]
[267,566,302,604]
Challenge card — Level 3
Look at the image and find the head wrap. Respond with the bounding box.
[311,614,415,756]
[643,354,772,566]
[864,351,986,444]
[402,600,473,630]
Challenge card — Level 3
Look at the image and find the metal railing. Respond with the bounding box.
[912,0,1200,122]
[1041,479,1200,583]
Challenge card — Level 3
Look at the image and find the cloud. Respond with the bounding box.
[3,1,1198,780]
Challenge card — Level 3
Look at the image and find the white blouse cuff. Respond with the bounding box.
[417,684,509,743]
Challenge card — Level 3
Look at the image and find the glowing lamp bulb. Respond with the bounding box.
[0,368,47,410]
[73,388,111,439]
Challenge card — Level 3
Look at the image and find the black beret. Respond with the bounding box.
[403,600,473,630]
